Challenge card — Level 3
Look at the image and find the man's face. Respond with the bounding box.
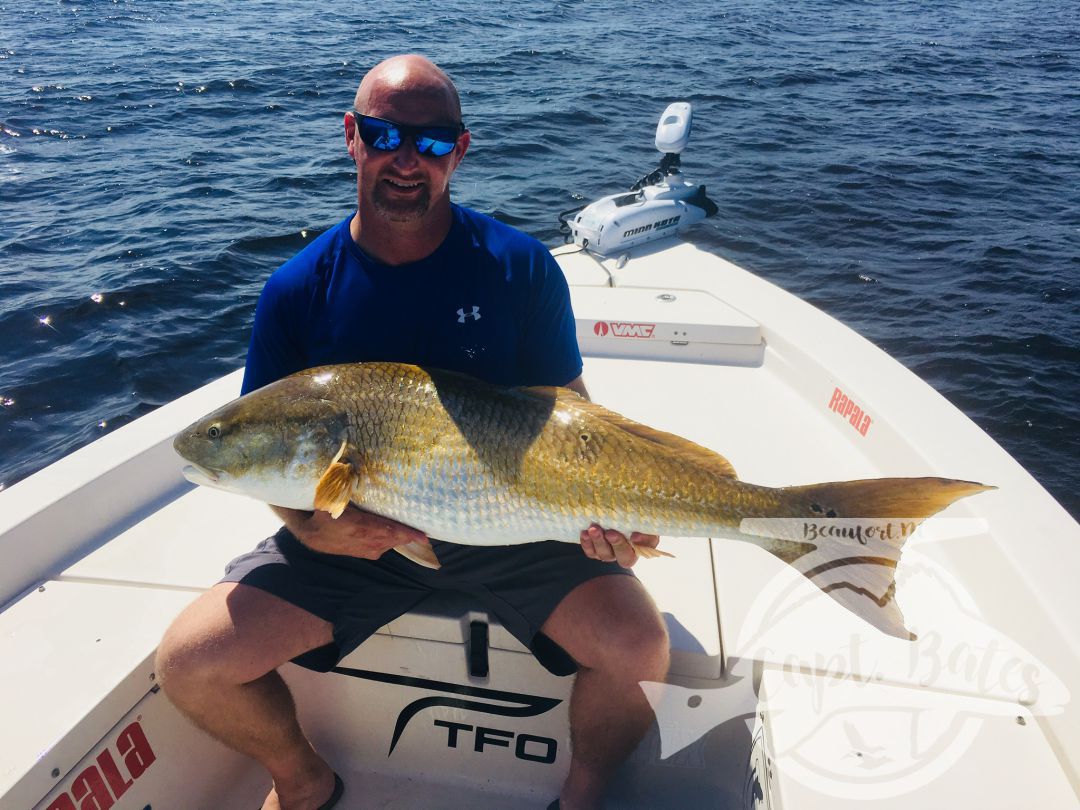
[346,83,469,224]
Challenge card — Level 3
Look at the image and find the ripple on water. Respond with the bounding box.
[0,0,1077,518]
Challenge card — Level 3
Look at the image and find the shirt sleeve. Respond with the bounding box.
[240,273,307,395]
[518,248,584,387]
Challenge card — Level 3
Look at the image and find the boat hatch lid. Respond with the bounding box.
[754,668,1078,808]
[572,286,760,346]
[571,286,763,366]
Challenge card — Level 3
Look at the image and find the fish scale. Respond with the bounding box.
[174,361,992,639]
[282,363,747,542]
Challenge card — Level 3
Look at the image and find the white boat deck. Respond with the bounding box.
[2,237,1078,808]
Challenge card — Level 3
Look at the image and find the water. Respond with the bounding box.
[1,0,1077,519]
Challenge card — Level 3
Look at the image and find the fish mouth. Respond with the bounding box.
[181,463,222,486]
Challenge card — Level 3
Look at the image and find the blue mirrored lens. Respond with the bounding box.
[415,135,457,156]
[359,119,402,151]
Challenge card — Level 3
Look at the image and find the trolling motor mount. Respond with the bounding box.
[563,102,718,256]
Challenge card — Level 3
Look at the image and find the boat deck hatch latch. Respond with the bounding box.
[468,619,489,678]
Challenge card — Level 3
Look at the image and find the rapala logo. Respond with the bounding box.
[828,387,872,437]
[46,720,156,810]
[332,666,561,764]
[593,321,655,339]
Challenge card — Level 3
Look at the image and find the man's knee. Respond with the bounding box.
[155,583,328,697]
[545,575,671,681]
[600,611,670,681]
[155,605,240,698]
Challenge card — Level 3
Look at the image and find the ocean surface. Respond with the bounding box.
[1,0,1077,519]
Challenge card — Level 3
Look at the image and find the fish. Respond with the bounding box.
[173,361,993,640]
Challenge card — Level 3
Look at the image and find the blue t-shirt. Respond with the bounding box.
[241,204,583,394]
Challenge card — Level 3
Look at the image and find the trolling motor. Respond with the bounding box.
[560,102,718,256]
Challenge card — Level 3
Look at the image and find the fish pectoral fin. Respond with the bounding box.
[394,541,442,570]
[634,544,676,560]
[314,461,355,518]
[314,441,358,519]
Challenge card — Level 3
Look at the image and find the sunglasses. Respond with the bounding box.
[351,112,464,157]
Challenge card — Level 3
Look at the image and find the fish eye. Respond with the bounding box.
[207,424,221,439]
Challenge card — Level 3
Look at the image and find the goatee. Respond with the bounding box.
[373,184,431,222]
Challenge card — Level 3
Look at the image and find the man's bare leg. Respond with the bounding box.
[541,575,670,810]
[156,582,338,810]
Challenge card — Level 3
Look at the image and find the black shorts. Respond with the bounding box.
[220,527,634,676]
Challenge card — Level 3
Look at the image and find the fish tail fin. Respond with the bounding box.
[753,477,993,640]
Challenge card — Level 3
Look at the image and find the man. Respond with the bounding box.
[156,55,669,810]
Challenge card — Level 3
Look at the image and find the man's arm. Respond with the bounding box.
[564,375,590,400]
[271,504,429,559]
[564,375,661,569]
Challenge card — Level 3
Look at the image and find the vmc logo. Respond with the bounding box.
[593,321,655,338]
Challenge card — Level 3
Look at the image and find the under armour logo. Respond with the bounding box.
[456,305,481,323]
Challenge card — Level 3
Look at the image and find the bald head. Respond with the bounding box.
[344,54,470,260]
[354,54,462,125]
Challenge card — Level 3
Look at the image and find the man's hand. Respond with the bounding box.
[272,504,429,560]
[579,523,660,569]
